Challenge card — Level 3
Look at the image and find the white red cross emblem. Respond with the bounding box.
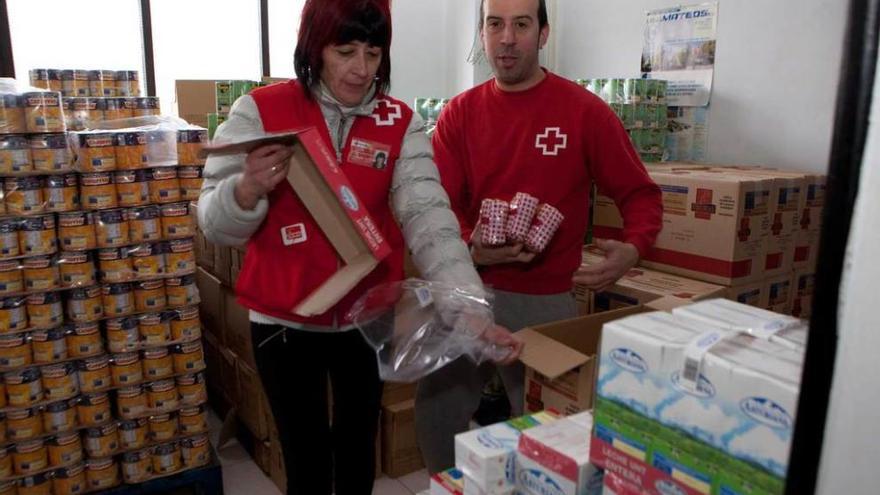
[535,127,568,156]
[371,99,402,126]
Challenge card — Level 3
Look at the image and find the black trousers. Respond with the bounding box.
[250,323,383,495]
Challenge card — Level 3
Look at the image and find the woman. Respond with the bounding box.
[198,1,522,493]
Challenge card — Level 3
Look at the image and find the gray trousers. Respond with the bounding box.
[414,289,576,473]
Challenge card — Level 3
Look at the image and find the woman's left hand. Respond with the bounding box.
[482,324,524,365]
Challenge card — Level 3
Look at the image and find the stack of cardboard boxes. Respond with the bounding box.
[590,164,824,319]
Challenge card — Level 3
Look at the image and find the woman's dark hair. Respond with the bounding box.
[294,0,392,98]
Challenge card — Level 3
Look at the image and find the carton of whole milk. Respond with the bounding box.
[671,298,807,350]
[596,309,803,478]
[454,411,558,492]
[515,411,603,495]
[431,468,464,495]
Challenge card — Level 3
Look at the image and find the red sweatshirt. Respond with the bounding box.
[433,71,662,294]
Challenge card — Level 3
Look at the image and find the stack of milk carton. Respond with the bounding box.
[450,410,603,495]
[593,298,806,494]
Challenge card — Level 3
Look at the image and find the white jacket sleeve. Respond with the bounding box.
[390,113,487,298]
[197,96,270,247]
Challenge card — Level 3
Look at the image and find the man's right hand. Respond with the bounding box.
[470,224,536,267]
[234,144,293,210]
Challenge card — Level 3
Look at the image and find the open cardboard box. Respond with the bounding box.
[201,128,392,316]
[517,296,688,416]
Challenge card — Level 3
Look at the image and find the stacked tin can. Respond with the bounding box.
[479,193,564,253]
[0,74,212,493]
[576,78,669,163]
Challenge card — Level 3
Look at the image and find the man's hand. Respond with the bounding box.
[572,239,640,292]
[234,144,294,210]
[470,224,536,266]
[481,324,524,365]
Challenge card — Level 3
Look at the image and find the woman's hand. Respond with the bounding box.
[234,144,294,210]
[482,324,524,365]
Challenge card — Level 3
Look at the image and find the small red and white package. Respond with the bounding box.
[506,192,540,243]
[479,198,509,247]
[525,203,564,253]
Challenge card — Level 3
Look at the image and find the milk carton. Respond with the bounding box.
[455,411,557,492]
[672,298,807,350]
[516,412,603,495]
[462,476,517,495]
[597,309,803,478]
[431,468,464,495]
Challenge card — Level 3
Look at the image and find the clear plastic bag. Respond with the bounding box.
[347,279,513,383]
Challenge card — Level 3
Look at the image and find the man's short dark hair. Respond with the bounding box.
[479,0,548,30]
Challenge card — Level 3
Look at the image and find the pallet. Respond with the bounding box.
[92,444,224,495]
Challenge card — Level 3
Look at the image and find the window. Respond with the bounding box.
[7,0,144,87]
[268,0,306,78]
[150,0,261,118]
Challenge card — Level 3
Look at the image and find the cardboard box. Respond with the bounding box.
[431,468,465,495]
[236,360,270,441]
[195,229,215,272]
[764,273,794,315]
[793,229,821,271]
[581,246,726,314]
[196,267,225,344]
[798,173,827,234]
[230,245,245,284]
[213,245,232,287]
[203,331,224,399]
[381,399,424,478]
[201,130,393,317]
[382,382,417,407]
[219,346,240,405]
[518,306,646,416]
[175,80,219,127]
[223,287,256,368]
[725,280,764,307]
[594,170,773,285]
[791,268,815,319]
[269,428,287,494]
[710,168,808,277]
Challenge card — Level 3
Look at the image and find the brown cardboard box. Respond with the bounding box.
[230,245,245,284]
[196,267,225,344]
[269,428,287,494]
[764,273,794,315]
[382,382,417,407]
[195,230,215,272]
[237,360,270,441]
[213,245,232,287]
[594,170,773,285]
[203,331,224,398]
[175,80,219,127]
[725,281,764,307]
[580,246,726,314]
[710,168,809,277]
[381,399,423,478]
[518,306,646,416]
[223,287,256,368]
[219,346,240,405]
[791,268,815,319]
[798,173,827,234]
[793,229,821,271]
[201,130,393,317]
[572,283,591,316]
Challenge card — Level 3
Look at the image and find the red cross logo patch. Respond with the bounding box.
[535,127,568,156]
[371,99,402,126]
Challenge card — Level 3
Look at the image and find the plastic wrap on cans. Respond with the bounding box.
[525,204,564,253]
[479,199,508,247]
[506,192,539,243]
[348,280,508,382]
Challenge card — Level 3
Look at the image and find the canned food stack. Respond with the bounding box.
[412,97,450,135]
[208,80,265,139]
[576,78,669,163]
[0,75,214,492]
[478,193,563,253]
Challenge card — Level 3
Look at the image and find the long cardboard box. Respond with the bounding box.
[236,360,270,441]
[175,79,219,127]
[201,129,392,317]
[223,287,255,368]
[518,306,646,416]
[580,246,726,314]
[382,399,424,478]
[196,267,225,345]
[764,272,794,315]
[791,268,815,319]
[725,280,765,307]
[594,170,773,285]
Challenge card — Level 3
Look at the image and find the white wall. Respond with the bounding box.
[554,0,846,173]
[814,47,880,493]
[389,0,451,106]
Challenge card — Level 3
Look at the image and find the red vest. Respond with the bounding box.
[235,80,411,326]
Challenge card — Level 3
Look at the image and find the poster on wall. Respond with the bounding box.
[641,2,718,107]
[666,106,709,162]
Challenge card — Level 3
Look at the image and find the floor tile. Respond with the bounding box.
[373,476,414,495]
[222,458,282,495]
[397,469,430,493]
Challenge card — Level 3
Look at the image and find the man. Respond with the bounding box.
[414,0,663,473]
